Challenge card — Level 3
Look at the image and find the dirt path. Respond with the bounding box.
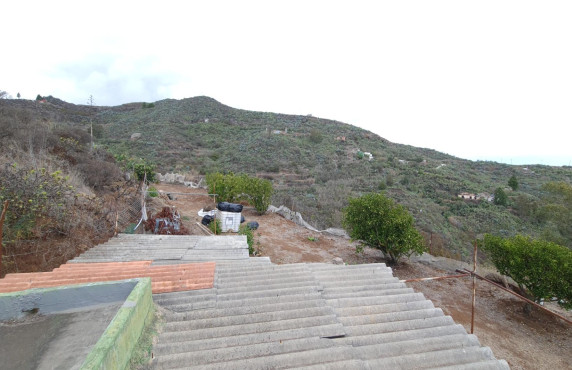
[154,184,572,370]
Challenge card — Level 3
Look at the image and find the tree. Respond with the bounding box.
[0,90,9,99]
[494,187,507,206]
[482,234,572,309]
[343,193,426,265]
[508,175,519,191]
[16,92,21,99]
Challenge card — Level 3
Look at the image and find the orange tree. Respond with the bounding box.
[482,234,572,309]
[343,192,425,265]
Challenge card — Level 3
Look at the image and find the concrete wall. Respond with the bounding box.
[81,277,154,370]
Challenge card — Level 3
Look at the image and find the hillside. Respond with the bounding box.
[2,96,571,260]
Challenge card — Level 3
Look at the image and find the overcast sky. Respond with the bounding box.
[2,1,571,166]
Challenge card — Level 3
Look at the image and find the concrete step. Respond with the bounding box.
[216,292,325,309]
[158,345,357,370]
[164,299,327,322]
[326,292,427,308]
[434,359,510,370]
[154,336,337,364]
[316,277,401,288]
[153,324,345,355]
[307,262,388,269]
[312,272,396,282]
[322,288,414,300]
[155,323,346,351]
[215,256,271,264]
[294,359,367,370]
[344,316,456,337]
[215,274,317,289]
[158,314,343,342]
[54,260,152,269]
[339,308,444,326]
[216,279,319,295]
[163,306,336,331]
[353,333,481,360]
[320,282,408,293]
[216,286,320,302]
[334,300,435,318]
[366,346,497,369]
[153,291,217,307]
[337,324,469,347]
[215,264,309,277]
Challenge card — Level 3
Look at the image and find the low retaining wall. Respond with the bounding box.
[81,277,154,370]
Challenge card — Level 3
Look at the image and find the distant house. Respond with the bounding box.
[335,136,346,142]
[458,192,477,200]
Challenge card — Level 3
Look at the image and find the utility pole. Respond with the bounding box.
[88,95,95,150]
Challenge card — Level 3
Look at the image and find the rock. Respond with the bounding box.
[130,133,142,140]
[332,257,344,265]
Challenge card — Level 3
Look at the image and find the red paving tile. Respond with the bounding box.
[0,261,216,294]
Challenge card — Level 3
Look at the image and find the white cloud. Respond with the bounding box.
[1,0,570,165]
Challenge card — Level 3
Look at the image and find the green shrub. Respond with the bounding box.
[239,225,254,255]
[206,172,273,214]
[482,234,572,309]
[309,129,323,144]
[147,187,159,197]
[208,218,221,234]
[0,163,74,241]
[133,162,156,183]
[343,192,426,265]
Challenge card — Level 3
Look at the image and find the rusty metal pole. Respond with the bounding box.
[459,268,572,326]
[0,200,9,278]
[471,240,478,334]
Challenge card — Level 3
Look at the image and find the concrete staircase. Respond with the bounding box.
[3,233,508,368]
[69,234,250,263]
[152,260,509,369]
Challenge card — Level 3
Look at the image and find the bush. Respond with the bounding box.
[343,193,426,265]
[206,172,273,214]
[482,234,572,309]
[147,187,159,197]
[133,161,157,183]
[239,224,254,255]
[208,218,221,234]
[309,129,323,144]
[0,163,74,241]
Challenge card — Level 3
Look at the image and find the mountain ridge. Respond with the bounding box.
[2,96,571,259]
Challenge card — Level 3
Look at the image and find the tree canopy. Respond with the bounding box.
[343,192,425,265]
[494,187,508,206]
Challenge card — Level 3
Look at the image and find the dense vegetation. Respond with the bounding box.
[0,101,138,276]
[3,96,571,262]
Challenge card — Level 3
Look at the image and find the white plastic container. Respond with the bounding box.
[216,210,241,232]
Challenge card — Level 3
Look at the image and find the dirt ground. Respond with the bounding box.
[153,184,572,370]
